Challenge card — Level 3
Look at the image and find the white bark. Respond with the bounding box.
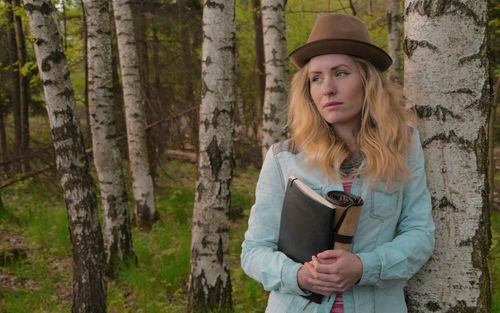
[187,0,235,311]
[387,0,402,84]
[261,0,288,159]
[111,0,157,229]
[85,0,134,274]
[403,1,491,312]
[23,0,107,311]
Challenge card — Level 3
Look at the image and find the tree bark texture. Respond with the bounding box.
[261,0,288,159]
[85,0,135,276]
[387,0,402,85]
[13,0,31,173]
[403,1,491,312]
[112,0,157,229]
[187,0,235,311]
[23,0,107,312]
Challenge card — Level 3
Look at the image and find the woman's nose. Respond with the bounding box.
[322,78,336,95]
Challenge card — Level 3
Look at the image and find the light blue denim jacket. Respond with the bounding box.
[241,130,435,313]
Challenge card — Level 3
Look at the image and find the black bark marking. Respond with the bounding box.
[216,236,224,264]
[41,49,66,72]
[425,301,441,311]
[404,0,483,25]
[262,3,285,12]
[443,88,474,95]
[443,300,479,313]
[403,38,438,58]
[207,136,222,179]
[414,105,463,122]
[205,0,224,11]
[431,196,459,212]
[187,268,232,312]
[24,1,52,15]
[421,130,474,152]
[212,107,219,128]
[475,126,488,176]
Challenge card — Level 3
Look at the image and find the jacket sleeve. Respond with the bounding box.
[356,130,435,287]
[240,148,310,296]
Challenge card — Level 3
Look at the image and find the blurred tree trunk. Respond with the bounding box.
[403,1,491,312]
[0,112,7,166]
[387,0,402,84]
[261,0,288,159]
[178,0,198,150]
[235,46,247,139]
[251,0,265,109]
[5,2,21,173]
[23,0,107,312]
[187,0,235,311]
[80,0,91,142]
[112,0,158,230]
[12,0,30,173]
[85,0,135,276]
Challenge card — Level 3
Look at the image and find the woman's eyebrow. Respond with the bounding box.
[309,64,351,74]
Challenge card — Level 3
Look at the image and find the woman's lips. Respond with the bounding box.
[324,101,342,108]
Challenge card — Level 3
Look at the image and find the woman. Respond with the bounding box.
[240,13,435,313]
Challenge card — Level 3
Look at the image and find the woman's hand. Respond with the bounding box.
[297,261,337,296]
[305,249,363,294]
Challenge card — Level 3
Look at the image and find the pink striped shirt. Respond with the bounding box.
[330,176,354,313]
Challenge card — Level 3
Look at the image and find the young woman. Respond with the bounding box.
[241,13,435,313]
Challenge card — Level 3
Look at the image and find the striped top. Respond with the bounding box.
[330,175,355,313]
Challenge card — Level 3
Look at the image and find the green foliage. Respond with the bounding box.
[492,210,500,312]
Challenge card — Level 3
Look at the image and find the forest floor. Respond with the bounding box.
[0,152,499,312]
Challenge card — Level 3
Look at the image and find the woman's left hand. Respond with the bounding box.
[306,249,363,293]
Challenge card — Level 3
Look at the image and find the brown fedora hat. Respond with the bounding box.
[289,13,392,71]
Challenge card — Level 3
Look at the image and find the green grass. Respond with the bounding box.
[492,209,500,313]
[0,159,267,313]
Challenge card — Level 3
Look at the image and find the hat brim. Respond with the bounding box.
[289,39,392,71]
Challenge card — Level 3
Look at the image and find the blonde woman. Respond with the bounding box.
[241,13,435,313]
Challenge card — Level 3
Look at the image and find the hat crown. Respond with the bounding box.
[289,13,392,70]
[307,14,371,44]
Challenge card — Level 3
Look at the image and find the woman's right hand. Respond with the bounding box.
[297,262,336,296]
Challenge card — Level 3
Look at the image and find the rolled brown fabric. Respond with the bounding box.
[326,191,364,252]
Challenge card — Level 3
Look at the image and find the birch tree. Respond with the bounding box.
[403,1,491,312]
[23,0,107,311]
[112,0,157,229]
[387,0,402,84]
[187,0,235,311]
[261,0,288,159]
[85,0,135,275]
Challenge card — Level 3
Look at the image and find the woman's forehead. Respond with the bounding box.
[308,54,356,72]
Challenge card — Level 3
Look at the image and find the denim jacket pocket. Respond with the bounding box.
[369,184,401,221]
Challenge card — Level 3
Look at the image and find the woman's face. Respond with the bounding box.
[308,54,364,131]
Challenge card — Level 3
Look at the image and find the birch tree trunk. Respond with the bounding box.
[387,0,402,84]
[187,0,235,311]
[85,0,135,276]
[112,0,157,229]
[403,1,491,312]
[23,0,107,311]
[261,0,288,159]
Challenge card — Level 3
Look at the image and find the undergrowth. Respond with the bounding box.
[0,159,267,313]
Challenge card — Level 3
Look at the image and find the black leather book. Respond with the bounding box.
[278,177,336,304]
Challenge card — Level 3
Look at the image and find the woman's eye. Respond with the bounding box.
[336,71,349,77]
[311,76,321,82]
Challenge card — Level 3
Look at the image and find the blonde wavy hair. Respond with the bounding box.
[287,56,416,189]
